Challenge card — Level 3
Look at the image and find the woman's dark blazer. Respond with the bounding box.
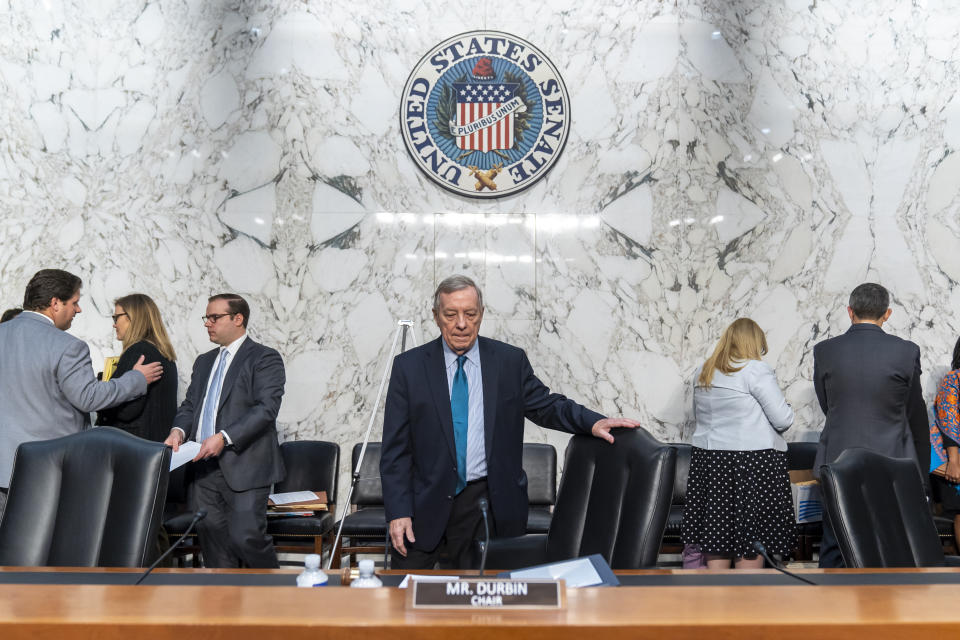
[96,341,177,442]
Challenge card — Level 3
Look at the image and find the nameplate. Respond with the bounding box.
[408,578,564,610]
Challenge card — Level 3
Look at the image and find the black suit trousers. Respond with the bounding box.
[391,479,496,570]
[191,459,278,568]
[818,510,845,569]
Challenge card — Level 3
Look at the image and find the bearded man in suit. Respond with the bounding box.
[381,275,640,569]
[0,269,162,520]
[164,293,285,568]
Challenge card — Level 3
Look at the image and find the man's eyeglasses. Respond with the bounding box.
[201,313,236,324]
[111,313,128,323]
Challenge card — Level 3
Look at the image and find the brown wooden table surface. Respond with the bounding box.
[1,567,959,639]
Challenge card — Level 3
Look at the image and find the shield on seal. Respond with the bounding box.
[452,81,520,152]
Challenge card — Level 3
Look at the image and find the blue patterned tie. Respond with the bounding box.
[200,349,229,441]
[451,355,469,494]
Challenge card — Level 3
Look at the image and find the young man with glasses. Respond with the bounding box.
[164,293,286,568]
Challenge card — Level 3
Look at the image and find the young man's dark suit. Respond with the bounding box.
[813,322,930,567]
[380,336,604,566]
[172,338,285,568]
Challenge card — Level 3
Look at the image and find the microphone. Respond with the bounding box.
[752,541,817,586]
[477,498,490,575]
[135,511,207,585]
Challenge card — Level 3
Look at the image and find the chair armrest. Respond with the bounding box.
[942,555,960,567]
[478,534,549,570]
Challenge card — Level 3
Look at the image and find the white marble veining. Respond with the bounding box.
[2,0,960,496]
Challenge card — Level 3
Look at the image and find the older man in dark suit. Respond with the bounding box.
[164,293,285,568]
[813,282,929,567]
[381,275,640,569]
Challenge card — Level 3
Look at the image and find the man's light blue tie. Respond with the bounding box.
[451,355,469,495]
[200,349,229,441]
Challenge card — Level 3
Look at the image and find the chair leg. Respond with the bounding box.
[384,531,390,569]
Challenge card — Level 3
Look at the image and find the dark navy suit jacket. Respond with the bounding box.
[380,336,604,551]
[171,337,286,492]
[813,323,930,478]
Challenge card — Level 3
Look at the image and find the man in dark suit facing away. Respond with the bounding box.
[381,275,641,569]
[164,293,285,568]
[813,282,929,567]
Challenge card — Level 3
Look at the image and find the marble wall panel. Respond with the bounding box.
[676,0,960,441]
[2,0,959,499]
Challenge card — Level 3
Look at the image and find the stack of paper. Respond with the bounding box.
[267,491,328,511]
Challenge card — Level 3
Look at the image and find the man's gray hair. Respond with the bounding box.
[433,275,483,312]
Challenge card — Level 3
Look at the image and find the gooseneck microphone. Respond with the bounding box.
[477,498,490,575]
[752,541,817,586]
[135,511,207,585]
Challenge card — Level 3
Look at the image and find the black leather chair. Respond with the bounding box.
[522,443,557,534]
[0,427,170,567]
[332,442,386,568]
[162,464,201,567]
[934,515,958,554]
[930,471,959,554]
[661,443,692,553]
[484,428,676,570]
[820,447,960,568]
[786,440,817,470]
[268,440,339,558]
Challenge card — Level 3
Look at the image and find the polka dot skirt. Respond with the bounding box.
[680,447,797,558]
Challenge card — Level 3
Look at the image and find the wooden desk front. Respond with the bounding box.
[1,568,959,639]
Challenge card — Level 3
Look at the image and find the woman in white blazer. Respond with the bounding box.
[681,318,797,569]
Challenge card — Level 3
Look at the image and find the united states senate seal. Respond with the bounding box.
[400,31,570,199]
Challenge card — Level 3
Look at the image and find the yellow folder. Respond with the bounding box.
[102,356,120,381]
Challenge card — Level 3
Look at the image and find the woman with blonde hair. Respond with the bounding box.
[680,318,796,569]
[96,293,178,441]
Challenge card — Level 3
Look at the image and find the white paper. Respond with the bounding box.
[268,490,320,505]
[169,441,201,471]
[509,558,603,588]
[398,574,460,589]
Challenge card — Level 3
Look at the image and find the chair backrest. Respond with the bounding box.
[274,440,340,505]
[522,443,557,506]
[668,443,692,506]
[820,447,944,568]
[351,442,382,506]
[786,441,817,471]
[0,427,170,567]
[546,427,676,569]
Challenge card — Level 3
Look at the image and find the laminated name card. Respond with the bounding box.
[408,578,564,610]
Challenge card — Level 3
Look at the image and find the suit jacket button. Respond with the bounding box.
[447,495,452,500]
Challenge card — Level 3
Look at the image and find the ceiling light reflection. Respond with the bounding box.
[374,212,601,233]
[537,214,601,233]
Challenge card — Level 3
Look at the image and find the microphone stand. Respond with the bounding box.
[477,498,490,575]
[135,511,207,585]
[752,541,817,586]
[327,320,418,571]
